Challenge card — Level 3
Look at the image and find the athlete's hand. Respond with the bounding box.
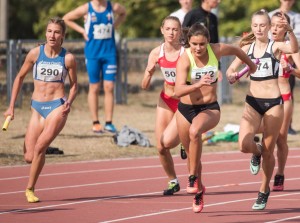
[62,101,71,117]
[280,57,289,70]
[81,31,89,41]
[3,108,14,120]
[227,72,238,84]
[196,74,212,88]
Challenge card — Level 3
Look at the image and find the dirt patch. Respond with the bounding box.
[1,79,300,166]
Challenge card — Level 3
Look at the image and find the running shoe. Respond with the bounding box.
[92,123,103,133]
[187,175,198,194]
[273,174,284,191]
[193,190,205,213]
[250,143,262,175]
[25,188,39,203]
[163,182,180,195]
[104,123,117,133]
[180,144,187,160]
[252,190,270,210]
[288,127,297,135]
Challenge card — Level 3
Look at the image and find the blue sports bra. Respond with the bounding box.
[33,45,68,83]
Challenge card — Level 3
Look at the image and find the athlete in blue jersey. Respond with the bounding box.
[3,18,78,203]
[63,0,126,133]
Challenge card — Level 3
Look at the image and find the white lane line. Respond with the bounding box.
[1,183,300,219]
[0,158,251,181]
[265,215,300,223]
[100,191,300,223]
[1,155,300,181]
[1,166,300,196]
[0,150,244,169]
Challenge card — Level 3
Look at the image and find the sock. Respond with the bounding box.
[93,120,100,125]
[170,178,179,184]
[105,121,112,125]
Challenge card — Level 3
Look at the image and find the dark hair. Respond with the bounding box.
[239,9,270,47]
[181,23,210,48]
[161,16,181,28]
[272,11,291,25]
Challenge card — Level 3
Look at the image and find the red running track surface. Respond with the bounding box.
[1,148,300,223]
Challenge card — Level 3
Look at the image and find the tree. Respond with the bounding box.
[8,0,56,39]
[7,0,300,39]
[218,0,300,37]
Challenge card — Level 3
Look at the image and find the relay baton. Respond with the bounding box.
[230,58,260,84]
[2,116,12,131]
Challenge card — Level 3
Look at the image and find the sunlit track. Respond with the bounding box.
[99,192,300,223]
[1,156,300,181]
[265,215,300,223]
[1,182,300,217]
[1,149,300,223]
[1,148,299,169]
[1,166,300,196]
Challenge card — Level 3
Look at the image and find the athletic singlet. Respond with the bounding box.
[33,45,68,83]
[186,45,218,84]
[84,1,116,59]
[157,43,185,86]
[247,40,280,81]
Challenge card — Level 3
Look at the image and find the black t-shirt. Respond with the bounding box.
[182,6,219,43]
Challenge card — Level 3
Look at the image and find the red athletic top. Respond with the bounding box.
[157,43,184,86]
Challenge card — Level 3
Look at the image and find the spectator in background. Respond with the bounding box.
[63,0,126,134]
[170,0,194,24]
[269,0,300,135]
[183,0,221,43]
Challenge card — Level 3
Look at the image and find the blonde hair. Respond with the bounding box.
[239,9,270,47]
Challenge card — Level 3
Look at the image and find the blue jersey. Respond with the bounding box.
[33,45,68,83]
[84,1,116,59]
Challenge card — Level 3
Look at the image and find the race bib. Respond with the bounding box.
[161,67,176,83]
[251,58,273,78]
[36,62,63,82]
[93,23,113,39]
[190,66,218,84]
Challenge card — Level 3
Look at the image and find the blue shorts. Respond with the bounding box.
[31,98,65,119]
[86,56,117,83]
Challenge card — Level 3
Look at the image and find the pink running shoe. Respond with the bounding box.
[273,174,284,191]
[193,188,205,213]
[187,175,198,194]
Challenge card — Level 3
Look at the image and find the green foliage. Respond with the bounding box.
[8,0,56,39]
[7,0,300,39]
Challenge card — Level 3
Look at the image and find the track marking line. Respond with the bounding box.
[265,215,300,223]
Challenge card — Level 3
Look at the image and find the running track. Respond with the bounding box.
[1,149,300,223]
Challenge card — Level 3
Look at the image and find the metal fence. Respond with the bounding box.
[1,38,234,107]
